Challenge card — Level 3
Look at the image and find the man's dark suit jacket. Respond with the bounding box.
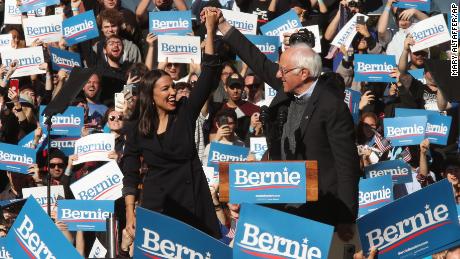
[223,27,361,226]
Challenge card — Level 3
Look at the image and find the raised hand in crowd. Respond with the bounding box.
[1,60,18,87]
[356,23,371,38]
[65,154,78,176]
[215,124,232,141]
[71,0,82,15]
[359,91,375,110]
[353,247,378,259]
[126,72,141,86]
[108,150,119,161]
[403,34,415,51]
[145,32,157,70]
[28,163,42,185]
[250,112,263,136]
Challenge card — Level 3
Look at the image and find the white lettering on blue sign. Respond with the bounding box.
[211,151,247,162]
[411,24,445,42]
[359,186,392,205]
[426,123,448,135]
[365,204,449,249]
[140,228,211,259]
[265,20,299,36]
[63,20,94,37]
[160,43,198,54]
[234,167,301,188]
[0,246,11,259]
[51,139,75,149]
[14,215,56,259]
[77,175,120,200]
[61,208,110,221]
[357,62,394,73]
[368,167,409,178]
[255,42,276,54]
[238,223,322,259]
[43,114,81,127]
[152,19,189,30]
[51,53,80,68]
[386,125,424,137]
[0,151,33,165]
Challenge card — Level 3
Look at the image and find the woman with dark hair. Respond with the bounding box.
[122,10,222,239]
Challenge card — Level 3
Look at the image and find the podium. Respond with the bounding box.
[217,160,318,203]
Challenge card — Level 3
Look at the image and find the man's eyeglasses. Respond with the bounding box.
[109,115,123,121]
[107,41,122,46]
[50,163,65,169]
[279,66,302,77]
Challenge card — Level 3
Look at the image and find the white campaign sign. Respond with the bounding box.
[0,34,13,53]
[4,0,46,24]
[263,83,277,106]
[250,137,268,161]
[1,46,45,77]
[89,238,107,258]
[23,15,63,46]
[157,35,201,64]
[331,13,369,48]
[203,166,219,187]
[70,161,124,201]
[280,25,322,53]
[222,9,258,35]
[73,133,115,165]
[409,14,451,52]
[22,185,65,212]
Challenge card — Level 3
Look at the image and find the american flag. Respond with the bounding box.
[399,147,412,162]
[373,131,392,153]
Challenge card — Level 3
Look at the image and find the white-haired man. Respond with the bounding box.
[201,7,361,257]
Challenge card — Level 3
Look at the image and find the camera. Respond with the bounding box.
[289,28,316,48]
[348,0,364,9]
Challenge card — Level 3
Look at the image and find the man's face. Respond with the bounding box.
[101,20,119,38]
[83,74,101,99]
[225,82,243,102]
[411,51,427,67]
[104,38,123,61]
[276,50,305,93]
[221,65,234,85]
[49,157,65,179]
[445,165,460,185]
[154,0,173,10]
[103,0,118,9]
[164,63,180,80]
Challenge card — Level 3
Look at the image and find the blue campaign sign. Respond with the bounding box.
[0,143,36,174]
[50,47,81,72]
[234,203,334,259]
[408,68,426,84]
[19,0,59,12]
[6,198,82,259]
[51,136,79,156]
[384,116,427,146]
[62,10,99,45]
[395,108,439,117]
[354,54,397,82]
[358,175,393,218]
[358,179,460,259]
[149,10,192,36]
[133,207,232,259]
[260,9,301,36]
[0,238,13,259]
[229,162,306,204]
[18,127,48,150]
[364,159,413,184]
[39,105,84,136]
[425,114,452,145]
[207,142,249,171]
[344,88,362,124]
[58,200,114,231]
[394,0,431,12]
[243,35,279,62]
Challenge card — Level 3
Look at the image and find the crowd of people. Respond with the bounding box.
[0,0,459,258]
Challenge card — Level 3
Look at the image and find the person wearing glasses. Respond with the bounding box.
[201,7,360,255]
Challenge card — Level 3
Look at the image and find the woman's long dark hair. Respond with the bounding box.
[138,70,170,137]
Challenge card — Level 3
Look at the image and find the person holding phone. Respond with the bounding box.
[122,9,222,239]
[200,109,245,164]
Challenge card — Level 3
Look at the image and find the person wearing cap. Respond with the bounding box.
[210,73,260,141]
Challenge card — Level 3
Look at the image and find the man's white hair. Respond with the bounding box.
[290,43,322,78]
